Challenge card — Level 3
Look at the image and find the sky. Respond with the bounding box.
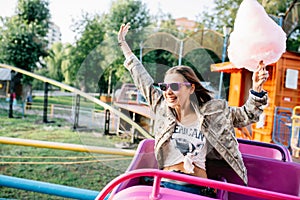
[1,0,214,44]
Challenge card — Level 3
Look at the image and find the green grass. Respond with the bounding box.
[32,95,105,111]
[0,107,133,199]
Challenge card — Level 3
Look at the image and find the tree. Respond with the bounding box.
[105,0,151,35]
[199,0,294,32]
[101,0,151,94]
[68,13,107,93]
[44,42,64,81]
[0,0,50,72]
[67,0,151,95]
[17,0,50,36]
[60,43,73,85]
[0,0,51,101]
[43,42,73,83]
[261,0,293,16]
[32,42,72,90]
[0,0,50,119]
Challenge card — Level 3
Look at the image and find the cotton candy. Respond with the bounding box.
[228,0,286,71]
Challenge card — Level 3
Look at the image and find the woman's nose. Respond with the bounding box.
[166,87,173,93]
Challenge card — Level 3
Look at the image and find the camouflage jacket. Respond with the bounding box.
[124,55,268,185]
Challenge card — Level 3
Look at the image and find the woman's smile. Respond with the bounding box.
[165,92,178,102]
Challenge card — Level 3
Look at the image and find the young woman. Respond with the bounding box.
[118,23,269,197]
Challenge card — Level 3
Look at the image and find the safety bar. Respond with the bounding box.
[237,138,291,162]
[95,169,300,200]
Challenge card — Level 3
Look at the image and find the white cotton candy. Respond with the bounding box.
[183,153,195,173]
[228,0,286,71]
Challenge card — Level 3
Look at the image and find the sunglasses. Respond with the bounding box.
[158,82,191,91]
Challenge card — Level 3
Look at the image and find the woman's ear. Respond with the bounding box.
[190,84,195,94]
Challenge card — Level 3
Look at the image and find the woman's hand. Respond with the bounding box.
[118,23,133,58]
[118,23,130,43]
[252,61,269,92]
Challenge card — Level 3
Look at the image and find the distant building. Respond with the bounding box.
[175,17,199,32]
[0,68,11,97]
[46,21,61,49]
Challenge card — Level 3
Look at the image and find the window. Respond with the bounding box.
[285,69,298,89]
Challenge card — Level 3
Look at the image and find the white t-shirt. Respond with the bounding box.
[162,120,207,173]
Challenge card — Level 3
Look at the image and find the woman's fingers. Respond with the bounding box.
[257,61,265,73]
[118,24,124,41]
[252,61,269,92]
[258,62,268,82]
[118,23,130,42]
[124,22,130,30]
[253,61,263,79]
[258,68,269,84]
[123,23,130,35]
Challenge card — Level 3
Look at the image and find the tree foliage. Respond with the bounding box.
[0,0,50,73]
[67,13,107,92]
[0,0,50,103]
[199,0,294,31]
[17,0,50,35]
[105,0,150,33]
[43,42,72,83]
[103,0,151,90]
[67,0,151,94]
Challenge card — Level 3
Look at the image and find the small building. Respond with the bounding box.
[0,68,11,98]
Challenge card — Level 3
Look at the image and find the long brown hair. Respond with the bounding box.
[165,65,213,106]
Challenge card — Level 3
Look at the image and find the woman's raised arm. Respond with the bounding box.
[118,23,133,59]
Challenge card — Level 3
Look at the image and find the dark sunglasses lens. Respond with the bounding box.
[159,84,168,91]
[170,83,180,91]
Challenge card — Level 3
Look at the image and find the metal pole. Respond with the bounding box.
[8,71,15,118]
[107,67,112,98]
[279,13,285,27]
[43,82,49,123]
[104,109,110,135]
[139,41,143,62]
[218,28,230,99]
[73,94,80,130]
[178,40,183,66]
[8,92,13,118]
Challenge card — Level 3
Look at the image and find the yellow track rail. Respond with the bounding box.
[0,136,135,156]
[0,63,153,139]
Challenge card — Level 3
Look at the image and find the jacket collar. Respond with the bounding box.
[198,99,225,115]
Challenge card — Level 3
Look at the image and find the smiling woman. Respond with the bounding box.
[117,22,269,197]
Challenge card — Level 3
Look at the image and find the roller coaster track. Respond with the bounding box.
[0,63,153,139]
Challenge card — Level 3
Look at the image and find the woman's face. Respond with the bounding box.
[163,73,194,108]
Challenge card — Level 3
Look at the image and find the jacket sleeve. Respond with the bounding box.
[124,54,163,110]
[229,90,268,128]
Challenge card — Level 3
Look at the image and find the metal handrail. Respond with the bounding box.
[95,169,300,200]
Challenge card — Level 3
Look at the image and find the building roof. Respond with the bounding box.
[175,17,198,32]
[0,68,11,81]
[211,62,240,73]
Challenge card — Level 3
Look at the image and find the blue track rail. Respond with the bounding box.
[0,174,99,199]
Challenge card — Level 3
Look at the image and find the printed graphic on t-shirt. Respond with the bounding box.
[171,123,206,157]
